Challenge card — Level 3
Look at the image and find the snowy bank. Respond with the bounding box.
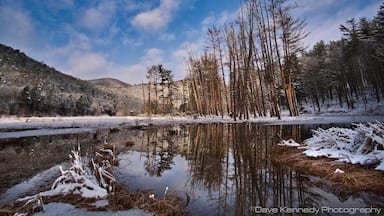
[1,115,384,132]
[302,122,384,171]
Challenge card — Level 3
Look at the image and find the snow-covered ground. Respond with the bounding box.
[1,114,384,132]
[300,96,384,115]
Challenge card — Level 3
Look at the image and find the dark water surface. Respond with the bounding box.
[0,123,383,215]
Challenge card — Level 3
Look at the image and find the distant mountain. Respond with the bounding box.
[0,43,141,116]
[89,78,132,88]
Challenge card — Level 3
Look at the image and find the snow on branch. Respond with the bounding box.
[302,121,384,171]
[40,150,108,199]
[12,147,115,215]
[278,138,301,147]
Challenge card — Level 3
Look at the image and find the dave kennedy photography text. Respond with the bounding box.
[251,206,382,215]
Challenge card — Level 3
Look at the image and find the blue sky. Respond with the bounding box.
[0,0,381,84]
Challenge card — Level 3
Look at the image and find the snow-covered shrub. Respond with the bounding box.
[10,149,110,215]
[41,150,108,199]
[303,122,384,171]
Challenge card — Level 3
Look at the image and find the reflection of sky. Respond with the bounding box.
[116,146,384,215]
[115,150,235,215]
[116,151,189,196]
[3,123,383,215]
[0,164,65,205]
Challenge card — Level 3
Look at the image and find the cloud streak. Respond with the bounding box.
[294,0,382,48]
[0,5,35,50]
[124,48,165,83]
[131,0,180,32]
[80,1,116,30]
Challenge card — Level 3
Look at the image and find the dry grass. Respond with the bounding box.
[0,185,186,216]
[108,185,185,215]
[271,146,384,195]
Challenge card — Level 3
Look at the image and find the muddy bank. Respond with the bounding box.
[272,146,384,195]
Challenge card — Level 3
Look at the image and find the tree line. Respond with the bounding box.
[183,0,383,119]
[186,0,307,120]
[144,64,177,114]
[298,4,384,112]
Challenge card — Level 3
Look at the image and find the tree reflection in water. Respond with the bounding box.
[184,123,308,215]
[2,124,382,214]
[142,127,180,177]
[122,123,383,215]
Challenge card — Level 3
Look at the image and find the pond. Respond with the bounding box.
[0,123,383,215]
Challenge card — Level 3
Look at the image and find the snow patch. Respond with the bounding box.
[278,138,301,147]
[302,122,384,170]
[334,168,345,174]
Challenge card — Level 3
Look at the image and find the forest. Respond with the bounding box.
[183,0,384,120]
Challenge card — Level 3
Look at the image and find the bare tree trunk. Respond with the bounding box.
[142,80,146,114]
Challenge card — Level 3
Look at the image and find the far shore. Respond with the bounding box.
[1,114,384,130]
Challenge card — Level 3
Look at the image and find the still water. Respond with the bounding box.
[0,123,383,215]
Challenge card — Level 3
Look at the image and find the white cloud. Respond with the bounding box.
[168,9,237,81]
[123,64,148,84]
[146,8,237,83]
[202,10,238,29]
[0,6,35,49]
[124,48,166,83]
[294,0,381,48]
[131,0,180,32]
[63,26,92,51]
[45,0,74,9]
[293,0,336,18]
[121,46,189,83]
[171,41,202,80]
[38,26,105,79]
[80,1,116,30]
[68,52,109,78]
[145,48,164,63]
[122,0,154,12]
[109,24,120,37]
[122,37,143,47]
[160,33,176,41]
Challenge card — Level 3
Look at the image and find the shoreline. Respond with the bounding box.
[1,114,383,129]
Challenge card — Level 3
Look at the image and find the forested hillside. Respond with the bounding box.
[0,44,134,116]
[89,78,132,88]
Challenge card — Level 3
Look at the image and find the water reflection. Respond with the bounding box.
[141,127,180,177]
[115,124,384,215]
[1,123,383,215]
[0,131,101,197]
